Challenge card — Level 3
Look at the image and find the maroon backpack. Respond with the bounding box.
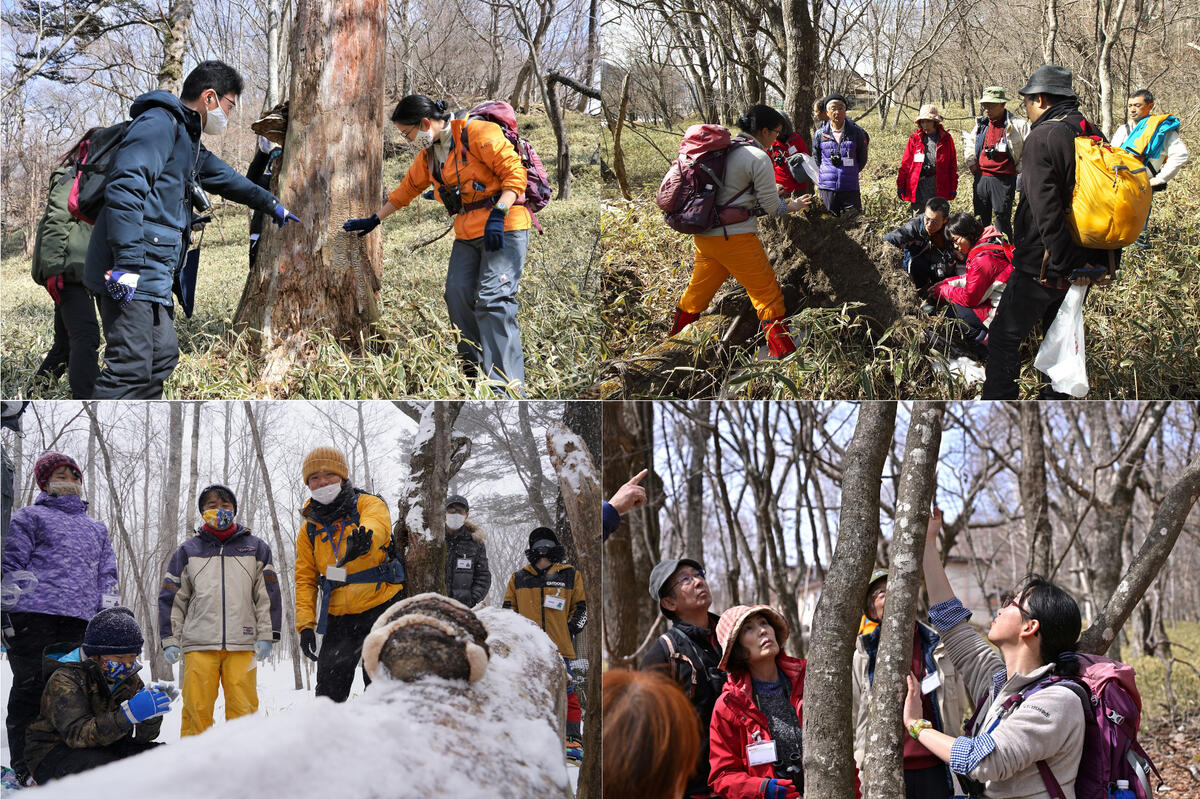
[656,124,753,236]
[453,100,552,232]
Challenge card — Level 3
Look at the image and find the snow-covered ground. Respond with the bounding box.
[1,608,579,797]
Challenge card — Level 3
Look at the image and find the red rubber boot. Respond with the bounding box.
[669,307,701,335]
[762,317,797,358]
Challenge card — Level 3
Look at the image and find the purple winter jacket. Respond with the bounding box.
[813,120,871,192]
[2,492,118,621]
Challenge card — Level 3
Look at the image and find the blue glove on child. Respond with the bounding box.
[121,686,172,724]
[483,207,506,252]
[272,204,300,227]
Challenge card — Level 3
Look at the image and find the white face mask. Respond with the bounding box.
[310,483,341,505]
[445,513,466,531]
[203,95,229,136]
[47,480,81,496]
[413,128,434,149]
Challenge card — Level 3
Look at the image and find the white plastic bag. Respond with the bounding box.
[1033,283,1089,397]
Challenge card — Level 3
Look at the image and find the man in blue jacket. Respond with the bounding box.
[82,60,300,399]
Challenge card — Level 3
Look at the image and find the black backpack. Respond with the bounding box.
[68,122,132,224]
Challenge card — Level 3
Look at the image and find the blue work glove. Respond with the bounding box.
[120,686,172,724]
[271,204,300,227]
[763,779,797,799]
[483,207,506,252]
[299,628,319,662]
[104,269,139,307]
[254,640,273,661]
[163,645,181,665]
[343,214,381,237]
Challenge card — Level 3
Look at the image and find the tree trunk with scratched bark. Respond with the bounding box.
[234,0,385,382]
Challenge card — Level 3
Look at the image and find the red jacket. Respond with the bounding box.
[897,125,958,202]
[933,225,1014,325]
[769,133,812,195]
[709,655,806,799]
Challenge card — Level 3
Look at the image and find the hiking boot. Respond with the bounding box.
[669,307,700,336]
[762,317,797,358]
[565,736,584,762]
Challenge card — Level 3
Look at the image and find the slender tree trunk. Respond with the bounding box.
[1019,403,1053,576]
[267,0,282,106]
[862,402,945,799]
[683,405,709,565]
[577,0,599,112]
[804,402,896,798]
[1043,0,1059,62]
[184,402,202,524]
[234,0,386,382]
[486,4,502,97]
[156,0,197,93]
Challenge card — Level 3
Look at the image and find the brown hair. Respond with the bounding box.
[603,669,700,799]
[60,128,101,167]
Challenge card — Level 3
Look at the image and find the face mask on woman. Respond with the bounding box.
[310,482,342,505]
[46,481,81,496]
[413,128,435,149]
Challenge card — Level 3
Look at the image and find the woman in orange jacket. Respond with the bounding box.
[343,95,530,394]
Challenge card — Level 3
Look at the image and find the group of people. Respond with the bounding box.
[30,60,535,400]
[2,446,587,786]
[666,66,1189,398]
[604,509,1092,799]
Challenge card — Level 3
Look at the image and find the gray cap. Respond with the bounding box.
[1018,65,1075,99]
[649,557,705,602]
[445,494,469,511]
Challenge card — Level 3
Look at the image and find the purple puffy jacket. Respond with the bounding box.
[814,120,871,192]
[2,492,118,621]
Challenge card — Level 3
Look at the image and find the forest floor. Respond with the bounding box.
[1129,621,1200,794]
[597,107,1200,399]
[0,110,602,399]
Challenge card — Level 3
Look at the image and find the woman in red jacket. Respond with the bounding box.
[897,105,958,212]
[767,116,812,196]
[931,212,1013,357]
[708,605,805,799]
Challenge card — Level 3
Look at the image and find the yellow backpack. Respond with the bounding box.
[1060,118,1152,249]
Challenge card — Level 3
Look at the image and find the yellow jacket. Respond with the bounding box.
[503,562,587,659]
[387,117,531,241]
[295,492,401,631]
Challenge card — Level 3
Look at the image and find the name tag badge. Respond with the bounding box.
[996,139,1008,152]
[843,155,855,167]
[913,151,925,163]
[921,671,942,695]
[325,566,347,582]
[746,740,778,766]
[457,558,473,569]
[544,594,566,611]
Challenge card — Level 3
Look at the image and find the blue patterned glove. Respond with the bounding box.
[272,204,300,227]
[483,207,506,251]
[104,269,139,306]
[254,640,273,661]
[121,686,172,724]
[343,214,381,237]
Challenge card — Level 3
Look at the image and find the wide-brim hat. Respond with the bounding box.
[649,558,704,603]
[977,86,1011,104]
[1018,66,1075,99]
[715,605,790,671]
[915,104,943,123]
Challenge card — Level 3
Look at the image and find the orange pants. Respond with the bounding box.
[680,233,786,322]
[180,649,258,737]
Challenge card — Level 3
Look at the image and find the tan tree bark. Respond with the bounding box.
[1019,403,1054,577]
[234,0,386,382]
[861,402,945,799]
[156,0,197,93]
[803,401,895,798]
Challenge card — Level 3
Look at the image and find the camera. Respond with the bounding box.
[779,752,804,794]
[190,182,212,213]
[984,145,1000,159]
[831,154,844,167]
[438,184,463,216]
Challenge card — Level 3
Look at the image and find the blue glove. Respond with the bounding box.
[254,640,273,661]
[343,214,381,237]
[763,779,795,799]
[483,207,506,251]
[121,686,172,724]
[104,269,139,307]
[272,204,300,227]
[163,645,181,664]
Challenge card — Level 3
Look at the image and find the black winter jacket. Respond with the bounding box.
[444,523,491,606]
[1012,100,1121,282]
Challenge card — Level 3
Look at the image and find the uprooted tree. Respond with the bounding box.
[234,0,387,382]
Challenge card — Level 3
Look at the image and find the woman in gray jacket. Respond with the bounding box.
[902,508,1085,799]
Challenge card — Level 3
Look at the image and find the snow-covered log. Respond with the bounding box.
[34,606,572,799]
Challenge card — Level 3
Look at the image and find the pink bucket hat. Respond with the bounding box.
[915,104,944,123]
[715,605,790,671]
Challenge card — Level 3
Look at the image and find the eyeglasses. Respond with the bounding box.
[869,586,887,600]
[999,590,1031,619]
[667,569,706,593]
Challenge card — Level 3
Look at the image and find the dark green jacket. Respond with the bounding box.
[32,166,93,285]
[23,644,161,774]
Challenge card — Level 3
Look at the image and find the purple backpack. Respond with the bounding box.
[986,654,1160,799]
[457,100,552,231]
[656,124,753,236]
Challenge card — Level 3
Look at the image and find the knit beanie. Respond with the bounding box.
[197,484,238,514]
[34,452,82,490]
[528,527,559,549]
[82,607,144,656]
[302,447,349,483]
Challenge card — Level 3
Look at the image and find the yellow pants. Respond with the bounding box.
[180,649,259,737]
[681,233,786,322]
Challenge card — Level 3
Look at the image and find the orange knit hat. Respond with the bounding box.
[302,446,348,483]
